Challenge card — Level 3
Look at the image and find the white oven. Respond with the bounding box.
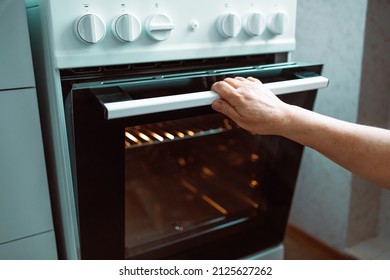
[25,0,328,259]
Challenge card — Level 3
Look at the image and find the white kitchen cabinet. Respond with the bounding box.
[0,0,57,259]
[0,0,35,90]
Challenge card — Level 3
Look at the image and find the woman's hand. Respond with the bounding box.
[211,77,295,135]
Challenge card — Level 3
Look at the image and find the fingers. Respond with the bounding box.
[211,79,240,106]
[211,99,240,120]
[223,76,256,87]
[211,77,258,102]
[211,76,256,94]
[211,76,263,116]
[247,76,261,83]
[234,76,259,83]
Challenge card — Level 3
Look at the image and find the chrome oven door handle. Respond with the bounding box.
[102,76,329,120]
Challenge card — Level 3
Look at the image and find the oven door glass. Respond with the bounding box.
[124,114,263,258]
[66,62,327,259]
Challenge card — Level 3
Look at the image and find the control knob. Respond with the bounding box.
[145,14,175,41]
[267,11,289,35]
[244,12,266,36]
[112,14,142,42]
[217,13,242,38]
[74,14,106,44]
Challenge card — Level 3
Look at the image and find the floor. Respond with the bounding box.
[346,237,390,260]
[284,224,353,260]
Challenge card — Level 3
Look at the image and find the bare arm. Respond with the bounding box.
[211,77,390,189]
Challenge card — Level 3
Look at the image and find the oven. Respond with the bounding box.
[26,0,328,260]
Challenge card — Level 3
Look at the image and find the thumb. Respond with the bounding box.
[211,99,240,120]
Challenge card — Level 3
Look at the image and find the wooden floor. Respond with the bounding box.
[284,225,353,260]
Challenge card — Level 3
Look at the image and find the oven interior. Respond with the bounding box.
[123,114,265,257]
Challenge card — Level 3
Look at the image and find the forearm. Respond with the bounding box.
[210,77,390,189]
[281,105,390,189]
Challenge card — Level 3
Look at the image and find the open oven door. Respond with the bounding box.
[66,62,328,259]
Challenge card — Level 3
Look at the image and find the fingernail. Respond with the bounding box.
[212,100,222,111]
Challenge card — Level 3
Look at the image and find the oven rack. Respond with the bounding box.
[125,117,235,148]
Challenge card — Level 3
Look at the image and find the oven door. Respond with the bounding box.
[65,62,328,259]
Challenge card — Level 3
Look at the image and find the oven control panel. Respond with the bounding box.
[38,0,297,68]
[74,10,288,43]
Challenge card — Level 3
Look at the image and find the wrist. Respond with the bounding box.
[274,104,299,137]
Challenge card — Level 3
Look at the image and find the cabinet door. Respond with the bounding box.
[0,232,57,260]
[0,0,35,90]
[0,89,55,246]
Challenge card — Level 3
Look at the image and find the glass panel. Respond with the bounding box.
[89,63,317,107]
[124,114,265,257]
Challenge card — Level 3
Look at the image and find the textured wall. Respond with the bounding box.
[290,0,390,258]
[289,0,368,250]
[346,0,390,258]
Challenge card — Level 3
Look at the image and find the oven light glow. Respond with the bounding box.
[223,119,232,129]
[249,180,259,188]
[177,157,186,166]
[201,167,215,177]
[251,154,260,161]
[176,132,185,138]
[164,132,175,140]
[125,132,140,143]
[201,194,228,215]
[138,132,152,142]
[151,132,164,142]
[181,180,228,215]
[181,180,197,193]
